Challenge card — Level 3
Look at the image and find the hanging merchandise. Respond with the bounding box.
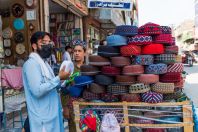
[12,3,24,18]
[13,18,25,31]
[4,48,12,57]
[15,43,25,55]
[100,113,120,132]
[2,27,13,39]
[14,32,25,43]
[25,0,38,9]
[0,37,4,58]
[3,39,11,47]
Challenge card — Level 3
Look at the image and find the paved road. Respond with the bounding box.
[184,63,198,107]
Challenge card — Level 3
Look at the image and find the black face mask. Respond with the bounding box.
[37,44,52,59]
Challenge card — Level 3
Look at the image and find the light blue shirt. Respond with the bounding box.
[22,58,64,132]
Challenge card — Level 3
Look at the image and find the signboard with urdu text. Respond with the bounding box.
[88,0,133,11]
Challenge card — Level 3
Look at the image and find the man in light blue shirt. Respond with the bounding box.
[22,31,70,132]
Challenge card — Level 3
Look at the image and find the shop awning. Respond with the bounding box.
[52,0,88,16]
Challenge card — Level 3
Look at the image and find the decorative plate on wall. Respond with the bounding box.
[17,59,25,66]
[13,18,25,30]
[16,43,25,55]
[12,3,24,17]
[14,32,24,43]
[3,39,11,47]
[2,27,13,39]
[25,0,38,9]
[4,49,12,57]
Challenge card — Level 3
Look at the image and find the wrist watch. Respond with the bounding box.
[5,49,12,57]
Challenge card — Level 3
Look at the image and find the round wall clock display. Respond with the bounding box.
[4,49,12,57]
[3,39,11,47]
[14,32,25,43]
[12,3,24,17]
[2,27,13,39]
[25,0,37,9]
[13,18,25,30]
[16,43,25,55]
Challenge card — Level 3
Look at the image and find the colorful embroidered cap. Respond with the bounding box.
[153,34,172,44]
[155,54,176,64]
[137,74,159,84]
[80,65,100,76]
[74,76,94,86]
[107,84,128,95]
[95,75,114,85]
[167,63,184,73]
[83,89,101,101]
[160,72,182,83]
[128,35,152,45]
[98,45,120,57]
[142,91,163,103]
[122,65,144,75]
[160,26,172,34]
[107,35,127,46]
[151,82,175,94]
[165,45,179,54]
[142,43,164,55]
[135,55,154,65]
[111,56,131,67]
[121,93,141,102]
[115,75,136,85]
[101,66,121,76]
[89,55,110,66]
[120,45,141,56]
[129,83,150,94]
[145,63,167,74]
[115,25,138,36]
[138,22,162,35]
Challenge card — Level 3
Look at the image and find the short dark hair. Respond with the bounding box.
[65,46,72,51]
[30,31,51,45]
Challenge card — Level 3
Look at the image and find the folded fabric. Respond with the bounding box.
[145,63,167,74]
[80,65,100,76]
[129,83,150,93]
[68,86,84,97]
[155,54,176,64]
[167,63,184,73]
[101,66,121,76]
[121,93,141,102]
[142,91,163,103]
[128,35,152,45]
[160,72,182,83]
[83,89,100,101]
[160,26,172,34]
[137,74,159,84]
[107,35,127,46]
[122,65,144,75]
[89,55,110,66]
[95,75,114,85]
[89,83,106,94]
[151,82,175,94]
[115,25,138,36]
[107,84,128,95]
[138,22,162,35]
[163,89,183,100]
[120,44,141,56]
[135,55,154,65]
[74,76,94,86]
[111,56,131,67]
[153,34,172,44]
[165,45,179,54]
[115,75,136,85]
[142,44,164,55]
[98,46,120,57]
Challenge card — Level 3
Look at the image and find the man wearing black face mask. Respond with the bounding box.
[22,31,70,132]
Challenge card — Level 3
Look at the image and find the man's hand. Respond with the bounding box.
[58,66,70,80]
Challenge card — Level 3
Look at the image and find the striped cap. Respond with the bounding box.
[167,63,184,73]
[142,91,163,103]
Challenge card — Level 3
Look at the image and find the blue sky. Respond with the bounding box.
[138,0,195,26]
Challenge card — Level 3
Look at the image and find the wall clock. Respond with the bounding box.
[14,32,25,43]
[25,0,37,9]
[12,3,24,18]
[16,43,25,55]
[2,27,13,39]
[4,49,12,57]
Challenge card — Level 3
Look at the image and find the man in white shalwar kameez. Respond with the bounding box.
[22,32,70,132]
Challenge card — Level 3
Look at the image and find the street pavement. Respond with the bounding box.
[184,63,198,107]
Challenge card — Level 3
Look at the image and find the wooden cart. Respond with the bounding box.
[73,101,194,132]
